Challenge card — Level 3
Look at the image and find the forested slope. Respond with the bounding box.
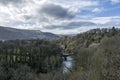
[55,27,120,80]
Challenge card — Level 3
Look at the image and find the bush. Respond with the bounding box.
[11,65,34,80]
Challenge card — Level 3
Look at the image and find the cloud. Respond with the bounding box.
[0,0,120,34]
[103,19,120,27]
[111,0,120,4]
[0,0,26,6]
[39,3,75,19]
[92,8,102,13]
[44,21,96,30]
[91,16,120,24]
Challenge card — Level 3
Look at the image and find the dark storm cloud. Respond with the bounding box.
[39,3,75,19]
[45,21,96,30]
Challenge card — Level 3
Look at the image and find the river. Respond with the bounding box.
[62,56,73,73]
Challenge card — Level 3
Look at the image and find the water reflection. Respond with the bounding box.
[62,56,73,73]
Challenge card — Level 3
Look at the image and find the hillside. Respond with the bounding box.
[56,27,120,52]
[0,26,58,40]
[55,27,120,80]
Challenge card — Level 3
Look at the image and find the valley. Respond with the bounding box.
[0,27,119,80]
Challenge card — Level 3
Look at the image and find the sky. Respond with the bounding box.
[0,0,120,34]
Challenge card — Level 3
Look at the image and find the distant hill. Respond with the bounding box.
[0,26,58,40]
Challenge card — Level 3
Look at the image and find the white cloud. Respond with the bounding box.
[91,16,120,24]
[92,8,102,13]
[91,17,112,24]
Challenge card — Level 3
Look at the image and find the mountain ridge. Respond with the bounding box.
[0,26,58,40]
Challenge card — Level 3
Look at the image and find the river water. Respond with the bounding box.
[62,56,73,73]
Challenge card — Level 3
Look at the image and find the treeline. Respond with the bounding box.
[0,39,62,73]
